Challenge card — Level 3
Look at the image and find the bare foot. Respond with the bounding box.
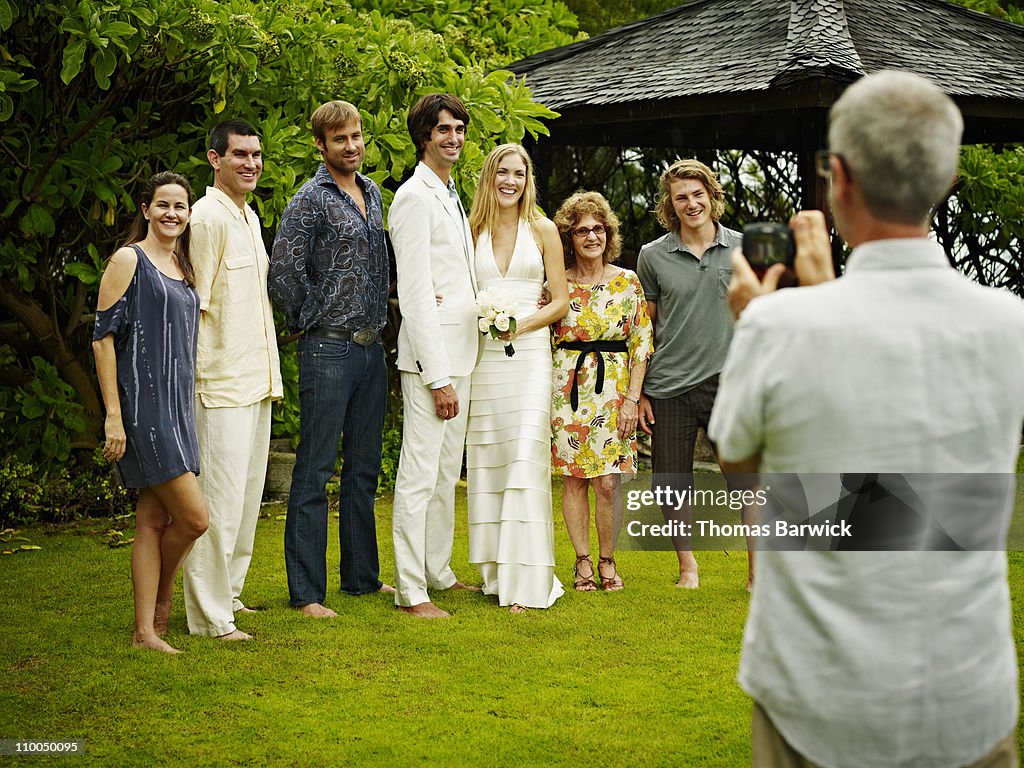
[378,583,397,595]
[509,604,528,614]
[447,581,481,592]
[217,629,252,641]
[154,600,172,636]
[133,633,181,654]
[398,602,451,619]
[746,575,754,593]
[296,603,338,618]
[675,570,699,589]
[235,605,259,614]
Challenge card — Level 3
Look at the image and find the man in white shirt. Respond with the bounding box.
[709,70,1024,767]
[182,119,282,640]
[390,94,481,619]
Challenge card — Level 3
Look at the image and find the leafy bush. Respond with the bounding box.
[271,337,301,451]
[378,411,404,493]
[0,449,133,527]
[2,357,87,466]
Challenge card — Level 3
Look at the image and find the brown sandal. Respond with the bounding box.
[598,556,624,592]
[573,554,598,592]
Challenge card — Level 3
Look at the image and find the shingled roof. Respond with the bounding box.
[507,0,1024,149]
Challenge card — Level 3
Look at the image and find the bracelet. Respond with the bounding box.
[624,395,639,404]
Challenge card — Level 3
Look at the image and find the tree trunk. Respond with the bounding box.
[0,280,102,444]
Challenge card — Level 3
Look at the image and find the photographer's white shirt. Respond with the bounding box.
[709,238,1024,768]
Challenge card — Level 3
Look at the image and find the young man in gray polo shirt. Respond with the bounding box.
[637,158,753,589]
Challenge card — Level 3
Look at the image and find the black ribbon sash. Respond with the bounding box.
[556,339,628,411]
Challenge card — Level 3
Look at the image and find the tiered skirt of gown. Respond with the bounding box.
[466,222,564,608]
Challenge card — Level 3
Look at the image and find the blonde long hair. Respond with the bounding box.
[469,143,539,240]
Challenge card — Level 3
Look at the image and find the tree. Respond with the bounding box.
[0,0,580,469]
[940,0,1024,292]
[561,0,682,35]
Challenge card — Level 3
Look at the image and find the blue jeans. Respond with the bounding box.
[285,336,387,605]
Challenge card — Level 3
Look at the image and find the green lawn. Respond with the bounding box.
[2,478,1023,766]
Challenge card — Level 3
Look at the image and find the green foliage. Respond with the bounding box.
[954,0,1024,23]
[0,448,133,527]
[378,411,403,493]
[349,0,584,68]
[1,0,576,481]
[561,0,683,35]
[0,460,43,526]
[958,145,1024,238]
[270,335,301,451]
[6,357,87,465]
[934,144,1024,293]
[951,0,1024,289]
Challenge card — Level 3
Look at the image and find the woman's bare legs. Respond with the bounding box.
[152,473,208,634]
[132,490,174,651]
[562,476,596,589]
[561,476,592,555]
[592,474,618,561]
[131,473,208,652]
[592,474,624,590]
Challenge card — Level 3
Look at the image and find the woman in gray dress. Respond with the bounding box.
[93,171,208,654]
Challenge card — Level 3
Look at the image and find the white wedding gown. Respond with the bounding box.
[467,220,564,608]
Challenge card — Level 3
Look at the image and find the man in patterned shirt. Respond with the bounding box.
[269,100,392,618]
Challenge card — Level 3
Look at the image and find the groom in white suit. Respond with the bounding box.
[390,93,480,619]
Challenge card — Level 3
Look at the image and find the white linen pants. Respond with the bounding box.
[183,397,272,636]
[392,372,470,607]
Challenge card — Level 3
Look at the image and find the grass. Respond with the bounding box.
[2,476,1023,766]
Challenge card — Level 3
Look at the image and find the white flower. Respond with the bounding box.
[475,287,517,338]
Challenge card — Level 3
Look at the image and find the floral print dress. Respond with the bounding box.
[551,269,653,478]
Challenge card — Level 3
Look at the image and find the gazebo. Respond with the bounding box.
[508,0,1024,212]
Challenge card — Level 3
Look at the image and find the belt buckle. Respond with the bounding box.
[352,328,378,347]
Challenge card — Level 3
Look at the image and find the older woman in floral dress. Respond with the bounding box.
[551,191,653,592]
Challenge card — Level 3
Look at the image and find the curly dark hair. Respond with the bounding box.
[553,190,621,268]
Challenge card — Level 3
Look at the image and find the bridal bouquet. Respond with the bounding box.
[475,287,518,357]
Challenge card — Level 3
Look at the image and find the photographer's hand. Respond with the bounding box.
[728,211,837,319]
[727,249,785,319]
[790,210,835,286]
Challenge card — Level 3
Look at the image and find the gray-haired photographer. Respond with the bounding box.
[709,70,1024,767]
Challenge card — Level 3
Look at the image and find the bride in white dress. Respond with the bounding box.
[466,144,570,613]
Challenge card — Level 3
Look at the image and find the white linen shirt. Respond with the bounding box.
[191,186,283,408]
[708,238,1024,768]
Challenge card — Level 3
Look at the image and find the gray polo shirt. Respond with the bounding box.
[636,223,741,398]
